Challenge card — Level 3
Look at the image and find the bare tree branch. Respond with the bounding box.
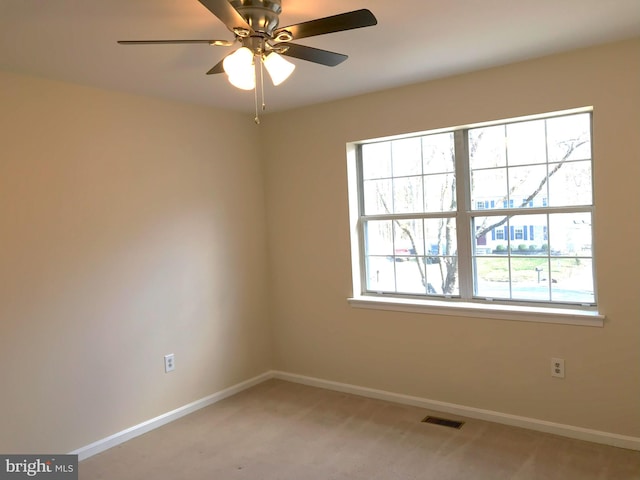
[367,131,587,296]
[375,185,428,289]
[475,138,587,239]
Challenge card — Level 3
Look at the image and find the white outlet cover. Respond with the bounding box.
[551,357,565,378]
[164,354,175,373]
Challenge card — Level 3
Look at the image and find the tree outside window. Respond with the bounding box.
[357,109,594,306]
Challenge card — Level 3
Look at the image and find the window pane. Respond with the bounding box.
[469,124,506,169]
[373,218,460,296]
[510,214,548,255]
[395,258,429,295]
[392,137,422,177]
[473,216,505,255]
[425,218,457,257]
[508,165,548,208]
[426,257,459,296]
[549,213,592,256]
[425,173,456,212]
[364,220,393,256]
[365,256,395,292]
[510,257,551,302]
[471,168,507,210]
[507,119,547,166]
[363,179,392,215]
[550,258,594,303]
[473,214,552,300]
[424,219,458,295]
[548,160,592,207]
[395,219,425,256]
[475,256,554,301]
[393,176,423,213]
[423,132,455,173]
[362,142,391,179]
[386,219,427,295]
[546,113,591,163]
[474,257,510,299]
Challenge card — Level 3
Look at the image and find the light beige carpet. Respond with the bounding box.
[80,379,640,479]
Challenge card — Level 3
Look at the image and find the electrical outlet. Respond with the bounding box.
[551,357,565,378]
[164,353,175,373]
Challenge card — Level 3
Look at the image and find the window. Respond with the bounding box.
[350,109,596,310]
[514,227,524,241]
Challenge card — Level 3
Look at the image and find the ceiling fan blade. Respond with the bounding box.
[206,58,226,75]
[118,40,233,46]
[274,9,377,41]
[279,43,347,67]
[197,0,253,34]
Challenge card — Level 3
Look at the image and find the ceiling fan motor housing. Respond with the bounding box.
[230,0,281,36]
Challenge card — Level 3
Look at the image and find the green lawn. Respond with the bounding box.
[476,255,590,283]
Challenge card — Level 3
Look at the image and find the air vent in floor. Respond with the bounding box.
[421,415,465,429]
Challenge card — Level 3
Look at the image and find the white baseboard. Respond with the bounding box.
[71,369,640,459]
[272,370,640,451]
[70,371,273,460]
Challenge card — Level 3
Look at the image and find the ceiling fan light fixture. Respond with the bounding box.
[223,47,253,74]
[223,47,256,90]
[227,68,256,90]
[118,3,378,115]
[263,52,295,86]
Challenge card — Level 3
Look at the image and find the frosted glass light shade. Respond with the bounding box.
[223,47,256,90]
[227,67,255,90]
[263,52,295,86]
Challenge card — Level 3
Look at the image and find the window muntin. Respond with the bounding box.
[469,113,591,212]
[357,110,595,307]
[360,131,458,297]
[472,212,593,303]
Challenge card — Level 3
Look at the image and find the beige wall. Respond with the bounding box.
[262,38,640,437]
[1,37,638,455]
[0,72,272,453]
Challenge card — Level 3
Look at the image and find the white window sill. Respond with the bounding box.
[347,296,604,327]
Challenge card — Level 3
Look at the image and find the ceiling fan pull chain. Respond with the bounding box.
[254,86,260,124]
[254,61,260,124]
[260,59,266,111]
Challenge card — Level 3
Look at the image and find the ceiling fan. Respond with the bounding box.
[118,0,377,118]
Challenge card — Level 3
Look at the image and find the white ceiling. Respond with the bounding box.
[1,0,638,114]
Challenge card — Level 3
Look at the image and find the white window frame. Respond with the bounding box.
[346,107,604,327]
